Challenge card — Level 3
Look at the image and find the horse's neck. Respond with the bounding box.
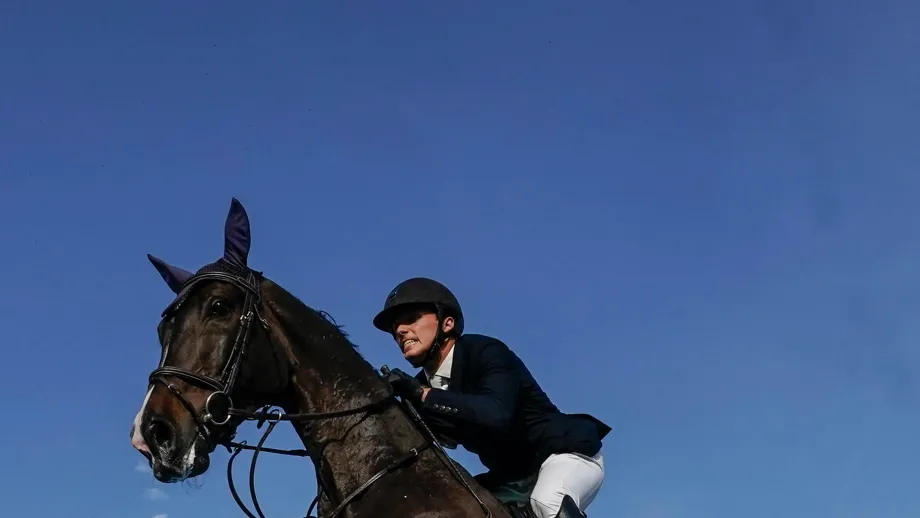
[260,280,430,504]
[284,337,423,502]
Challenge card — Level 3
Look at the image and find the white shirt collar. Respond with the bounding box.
[425,344,455,386]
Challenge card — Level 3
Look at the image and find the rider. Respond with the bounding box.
[373,277,611,518]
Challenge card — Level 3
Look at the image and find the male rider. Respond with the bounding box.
[373,277,611,518]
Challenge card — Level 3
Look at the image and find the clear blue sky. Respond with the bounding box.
[2,1,919,517]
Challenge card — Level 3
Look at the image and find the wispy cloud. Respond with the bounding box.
[152,514,167,518]
[144,488,168,501]
[135,460,150,473]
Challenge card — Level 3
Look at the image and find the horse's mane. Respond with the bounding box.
[260,276,370,359]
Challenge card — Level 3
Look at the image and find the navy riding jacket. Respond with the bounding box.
[410,333,611,481]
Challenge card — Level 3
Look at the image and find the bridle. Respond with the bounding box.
[146,265,492,518]
[149,269,268,451]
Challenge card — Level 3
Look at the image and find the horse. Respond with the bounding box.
[128,198,540,518]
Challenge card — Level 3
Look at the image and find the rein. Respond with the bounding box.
[147,267,492,518]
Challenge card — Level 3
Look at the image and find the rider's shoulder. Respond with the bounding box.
[457,333,518,363]
[458,333,510,351]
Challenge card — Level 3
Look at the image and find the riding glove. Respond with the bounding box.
[384,367,426,404]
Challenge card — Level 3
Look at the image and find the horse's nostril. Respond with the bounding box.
[146,415,175,451]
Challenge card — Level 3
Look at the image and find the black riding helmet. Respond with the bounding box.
[373,277,464,339]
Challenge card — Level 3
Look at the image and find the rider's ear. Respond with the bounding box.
[441,316,455,334]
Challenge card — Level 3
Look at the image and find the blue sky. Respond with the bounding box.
[2,1,920,517]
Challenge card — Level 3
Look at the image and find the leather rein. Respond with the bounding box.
[147,269,491,518]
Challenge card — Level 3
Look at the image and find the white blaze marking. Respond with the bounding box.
[131,386,153,454]
[131,384,201,479]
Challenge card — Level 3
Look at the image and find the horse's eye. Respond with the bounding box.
[210,299,231,317]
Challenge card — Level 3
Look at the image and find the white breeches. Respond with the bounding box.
[529,450,605,518]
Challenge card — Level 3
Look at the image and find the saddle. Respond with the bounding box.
[479,473,587,518]
[488,474,538,518]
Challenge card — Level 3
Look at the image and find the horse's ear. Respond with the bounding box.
[223,197,251,267]
[147,254,194,293]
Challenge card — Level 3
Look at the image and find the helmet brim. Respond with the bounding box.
[372,302,435,333]
[372,306,400,333]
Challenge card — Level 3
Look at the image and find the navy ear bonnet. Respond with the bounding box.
[148,198,255,295]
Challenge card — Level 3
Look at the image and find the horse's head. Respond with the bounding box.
[130,198,289,483]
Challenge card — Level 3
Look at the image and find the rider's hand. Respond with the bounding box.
[384,367,426,404]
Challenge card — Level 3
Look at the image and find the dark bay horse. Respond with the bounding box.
[129,198,526,518]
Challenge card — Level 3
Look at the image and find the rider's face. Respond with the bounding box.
[391,308,453,366]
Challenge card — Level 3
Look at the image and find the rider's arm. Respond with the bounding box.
[420,339,519,434]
